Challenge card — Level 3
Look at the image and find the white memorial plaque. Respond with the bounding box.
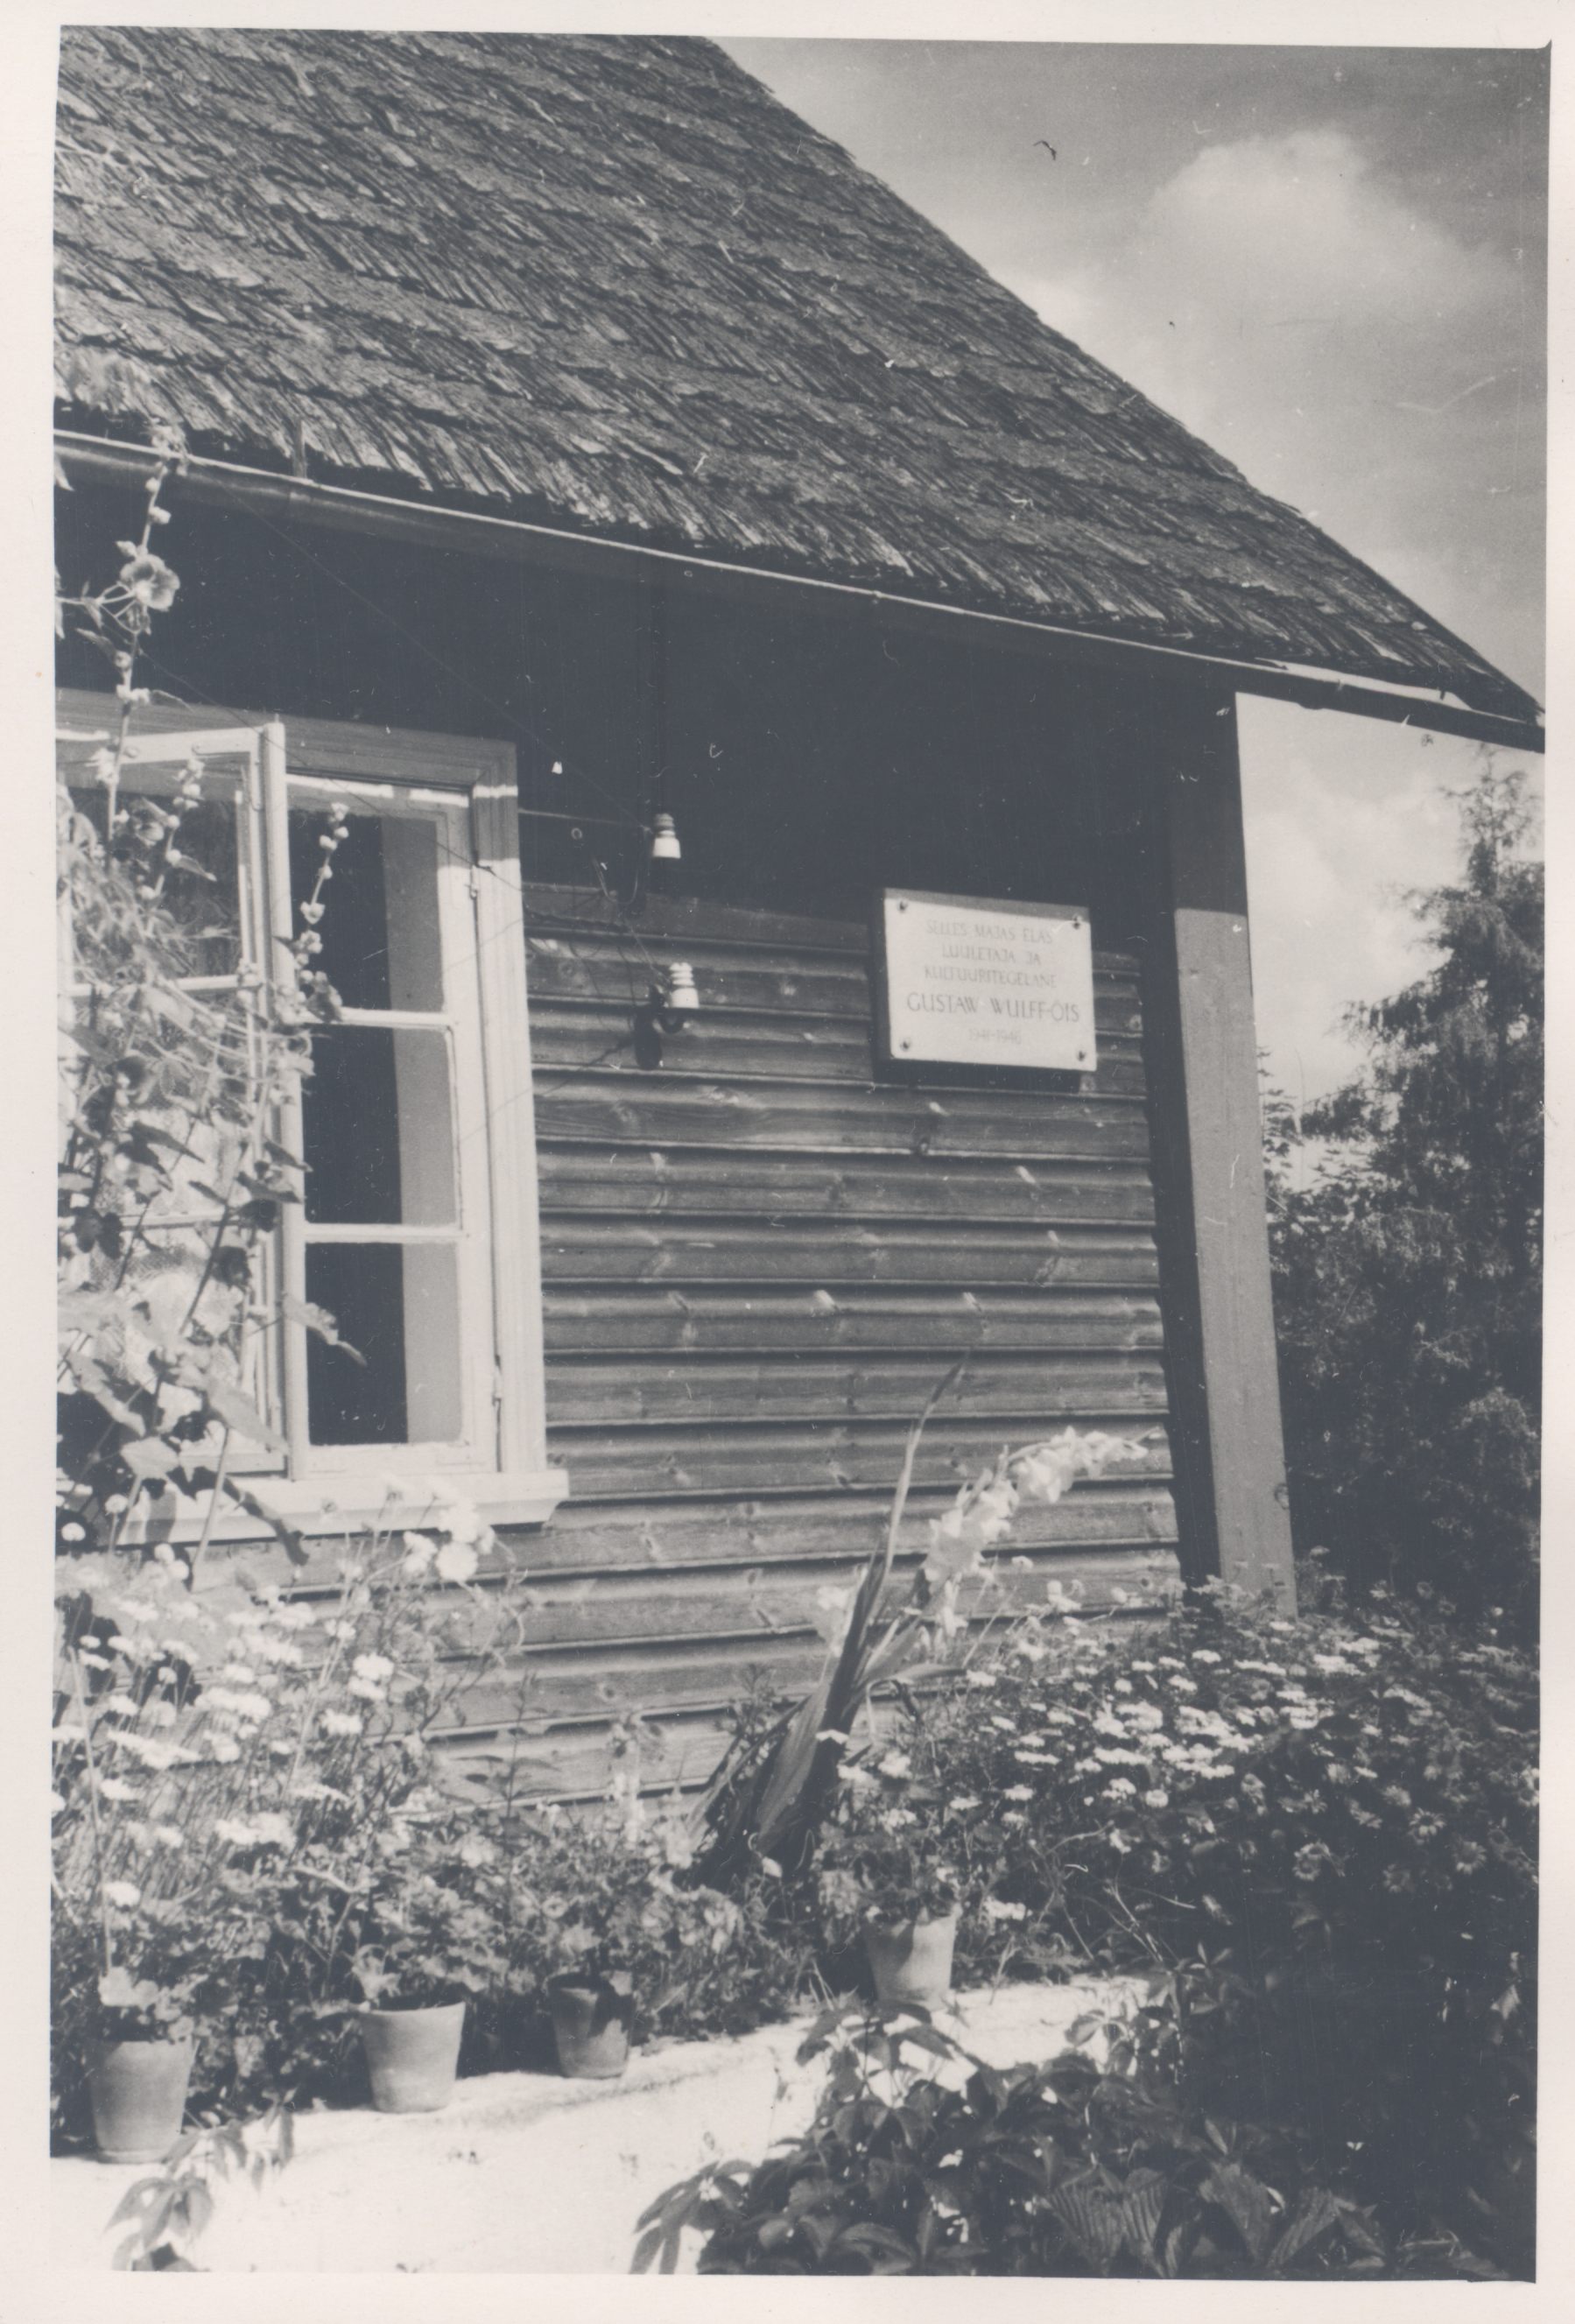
[877,889,1096,1073]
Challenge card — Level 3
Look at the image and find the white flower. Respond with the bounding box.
[1143,1789,1170,1810]
[1002,1785,1035,1803]
[964,1670,996,1690]
[1104,1777,1137,1799]
[151,1823,184,1849]
[876,1751,911,1778]
[98,1776,140,1802]
[348,1676,384,1701]
[353,1654,394,1683]
[103,1880,141,1909]
[1191,1649,1222,1666]
[205,1734,242,1764]
[250,1813,294,1848]
[1112,1678,1133,1694]
[214,1818,257,1847]
[946,1796,981,1813]
[983,1898,1028,1921]
[435,1539,479,1584]
[400,1531,437,1575]
[320,1709,362,1738]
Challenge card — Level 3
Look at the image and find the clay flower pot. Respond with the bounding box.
[547,1979,634,2080]
[358,1999,467,2113]
[88,2032,194,2164]
[864,1906,960,2010]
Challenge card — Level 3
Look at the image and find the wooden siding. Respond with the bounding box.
[427,883,1180,1799]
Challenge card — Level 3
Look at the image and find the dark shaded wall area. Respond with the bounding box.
[57,482,1157,947]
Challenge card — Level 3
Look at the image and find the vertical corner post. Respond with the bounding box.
[1139,691,1296,1606]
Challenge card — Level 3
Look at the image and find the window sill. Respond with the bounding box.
[116,1469,571,1546]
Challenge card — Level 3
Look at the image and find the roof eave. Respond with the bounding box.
[55,431,1545,757]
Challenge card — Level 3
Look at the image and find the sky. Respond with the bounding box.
[725,38,1548,1103]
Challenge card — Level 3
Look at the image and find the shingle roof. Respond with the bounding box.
[54,26,1536,722]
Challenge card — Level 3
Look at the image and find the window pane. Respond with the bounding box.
[289,805,444,1011]
[305,1242,463,1446]
[67,785,243,979]
[302,1026,456,1226]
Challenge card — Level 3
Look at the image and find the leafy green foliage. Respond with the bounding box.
[57,447,351,1569]
[1264,764,1542,1633]
[635,2005,1393,2278]
[52,1502,531,2136]
[108,2106,293,2272]
[900,1587,1536,2271]
[691,1389,1146,1887]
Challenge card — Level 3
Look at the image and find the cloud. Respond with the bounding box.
[1003,129,1541,1104]
[1009,127,1535,687]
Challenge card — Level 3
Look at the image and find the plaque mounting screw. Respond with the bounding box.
[900,1039,911,1051]
[897,899,908,912]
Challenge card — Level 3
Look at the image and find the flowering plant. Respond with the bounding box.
[52,1494,528,2136]
[814,1750,960,1934]
[890,1582,1536,2271]
[509,1806,742,2028]
[693,1365,1148,1886]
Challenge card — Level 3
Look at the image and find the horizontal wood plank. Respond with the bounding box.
[427,1544,1184,1652]
[545,1415,1171,1500]
[535,1146,1157,1225]
[529,1005,1145,1093]
[212,1482,1180,1601]
[544,1350,1167,1426]
[531,1074,1150,1160]
[526,947,1142,1028]
[538,1217,1158,1289]
[441,1579,1178,1727]
[542,1285,1162,1356]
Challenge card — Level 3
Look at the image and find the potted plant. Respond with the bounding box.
[816,1758,963,2010]
[344,1838,505,2112]
[516,1812,741,2079]
[84,1965,205,2165]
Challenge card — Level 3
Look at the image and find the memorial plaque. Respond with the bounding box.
[877,889,1096,1073]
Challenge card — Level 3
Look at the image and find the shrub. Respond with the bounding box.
[502,1806,810,2046]
[882,1584,1536,2271]
[636,2004,1400,2278]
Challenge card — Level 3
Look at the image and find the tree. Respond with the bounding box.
[1265,764,1542,1636]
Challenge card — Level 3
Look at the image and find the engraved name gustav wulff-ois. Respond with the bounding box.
[879,888,1098,1073]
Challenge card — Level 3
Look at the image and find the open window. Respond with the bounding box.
[58,694,565,1539]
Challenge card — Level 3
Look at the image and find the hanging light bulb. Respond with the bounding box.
[649,812,681,863]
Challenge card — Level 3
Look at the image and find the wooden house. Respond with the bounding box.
[53,29,1543,1798]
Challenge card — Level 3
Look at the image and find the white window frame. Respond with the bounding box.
[58,690,566,1539]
